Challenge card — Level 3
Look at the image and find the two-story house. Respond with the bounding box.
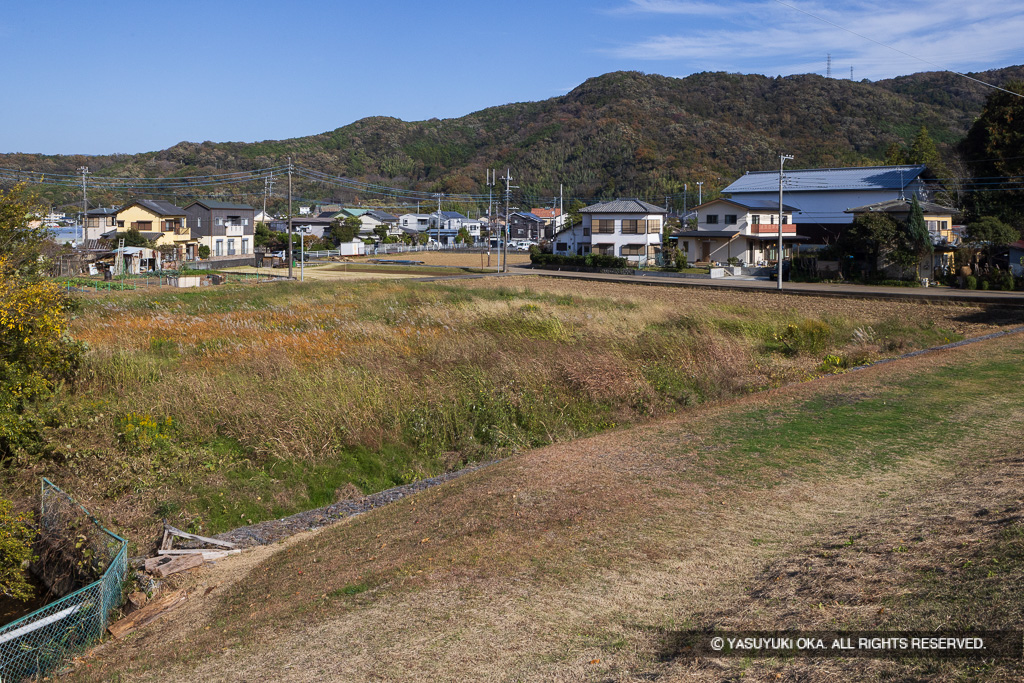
[722,164,935,245]
[673,198,804,265]
[508,212,546,241]
[109,199,196,260]
[184,200,256,258]
[551,199,665,263]
[84,207,118,241]
[845,196,961,278]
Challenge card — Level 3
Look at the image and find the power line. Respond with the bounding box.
[772,0,1024,99]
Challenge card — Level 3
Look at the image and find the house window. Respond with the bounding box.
[647,219,661,233]
[117,220,125,228]
[941,220,948,230]
[751,215,761,225]
[595,219,615,234]
[215,218,224,226]
[582,245,591,254]
[706,214,719,224]
[621,244,644,256]
[556,242,567,252]
[215,240,224,256]
[242,238,250,254]
[228,239,236,255]
[595,243,614,255]
[681,241,690,253]
[583,226,591,236]
[926,220,938,231]
[622,219,640,234]
[724,215,737,225]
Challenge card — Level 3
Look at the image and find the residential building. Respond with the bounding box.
[845,197,961,278]
[673,198,804,265]
[184,200,256,257]
[108,199,196,260]
[84,207,118,241]
[551,199,666,263]
[722,164,935,244]
[508,212,546,241]
[529,207,564,230]
[399,213,431,232]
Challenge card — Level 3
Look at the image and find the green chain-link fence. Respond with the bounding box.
[0,479,127,682]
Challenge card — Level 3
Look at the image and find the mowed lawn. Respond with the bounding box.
[73,331,1024,682]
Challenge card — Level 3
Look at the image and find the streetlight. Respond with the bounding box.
[778,154,794,291]
[696,181,704,206]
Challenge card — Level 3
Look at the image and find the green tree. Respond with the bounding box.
[329,215,361,246]
[898,195,933,276]
[372,225,389,242]
[455,226,471,244]
[962,81,1024,226]
[0,498,35,601]
[254,222,273,248]
[967,216,1019,263]
[198,244,211,259]
[120,228,152,248]
[842,212,899,277]
[565,199,586,228]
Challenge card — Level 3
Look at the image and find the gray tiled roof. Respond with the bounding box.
[579,199,667,214]
[185,200,254,211]
[724,165,927,193]
[124,199,187,216]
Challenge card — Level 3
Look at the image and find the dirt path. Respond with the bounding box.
[73,332,1024,682]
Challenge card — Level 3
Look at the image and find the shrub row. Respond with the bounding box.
[530,253,630,269]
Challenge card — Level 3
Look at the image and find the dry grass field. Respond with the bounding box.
[70,330,1024,682]
[349,250,531,269]
[3,275,1015,548]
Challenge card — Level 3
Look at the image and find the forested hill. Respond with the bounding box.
[5,65,1024,208]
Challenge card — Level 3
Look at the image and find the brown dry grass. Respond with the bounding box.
[350,250,532,268]
[70,331,1024,682]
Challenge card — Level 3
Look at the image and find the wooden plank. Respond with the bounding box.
[108,590,187,639]
[157,549,240,560]
[145,553,204,578]
[159,528,173,552]
[164,524,237,549]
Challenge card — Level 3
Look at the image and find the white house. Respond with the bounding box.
[722,164,934,245]
[673,198,805,265]
[551,199,665,263]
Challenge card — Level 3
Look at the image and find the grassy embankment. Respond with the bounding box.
[73,328,1024,681]
[2,275,1000,548]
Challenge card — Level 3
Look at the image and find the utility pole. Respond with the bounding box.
[263,172,275,221]
[287,157,294,279]
[486,169,496,268]
[683,183,688,226]
[434,193,444,246]
[778,154,794,291]
[501,169,516,273]
[78,166,89,243]
[696,181,704,206]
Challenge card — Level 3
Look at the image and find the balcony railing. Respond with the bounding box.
[749,223,797,235]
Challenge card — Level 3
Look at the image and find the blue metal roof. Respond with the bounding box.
[723,165,927,193]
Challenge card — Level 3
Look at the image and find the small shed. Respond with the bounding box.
[337,238,366,256]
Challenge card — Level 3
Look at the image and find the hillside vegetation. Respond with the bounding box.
[5,66,1024,210]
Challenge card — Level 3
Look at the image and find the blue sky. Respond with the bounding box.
[2,0,1022,155]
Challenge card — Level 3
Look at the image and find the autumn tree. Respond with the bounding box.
[0,497,35,601]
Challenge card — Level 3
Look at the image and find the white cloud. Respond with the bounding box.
[607,1,1024,80]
